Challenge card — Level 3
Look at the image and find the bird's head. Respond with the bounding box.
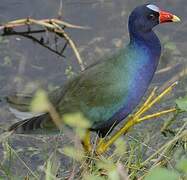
[128,4,180,34]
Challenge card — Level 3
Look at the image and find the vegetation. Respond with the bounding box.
[0,91,187,179]
[0,1,186,179]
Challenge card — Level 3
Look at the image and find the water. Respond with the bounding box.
[0,0,186,178]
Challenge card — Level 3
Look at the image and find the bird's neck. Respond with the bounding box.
[129,29,161,59]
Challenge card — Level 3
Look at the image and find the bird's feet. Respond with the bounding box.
[95,82,178,155]
[83,82,178,155]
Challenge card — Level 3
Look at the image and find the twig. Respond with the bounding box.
[4,30,65,57]
[0,17,89,71]
[0,18,90,30]
[141,126,187,167]
[55,28,85,71]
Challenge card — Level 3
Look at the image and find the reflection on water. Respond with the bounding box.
[0,0,186,177]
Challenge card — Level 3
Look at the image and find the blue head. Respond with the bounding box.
[128,4,180,41]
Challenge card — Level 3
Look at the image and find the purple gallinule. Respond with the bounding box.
[8,4,180,154]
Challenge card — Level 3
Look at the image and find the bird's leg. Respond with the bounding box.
[96,82,178,155]
[82,130,92,153]
[134,82,178,118]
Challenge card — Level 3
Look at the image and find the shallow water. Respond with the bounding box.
[0,0,186,178]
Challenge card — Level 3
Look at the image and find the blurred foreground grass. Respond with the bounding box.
[0,88,186,180]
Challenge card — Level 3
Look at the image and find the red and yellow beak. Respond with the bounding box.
[159,10,181,23]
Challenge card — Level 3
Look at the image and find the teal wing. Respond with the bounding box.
[56,49,129,126]
[8,49,130,133]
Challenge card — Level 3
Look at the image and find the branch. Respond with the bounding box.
[0,18,90,30]
[2,29,65,57]
[0,17,90,71]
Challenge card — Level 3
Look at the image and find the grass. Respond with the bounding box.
[0,92,186,179]
[0,6,186,179]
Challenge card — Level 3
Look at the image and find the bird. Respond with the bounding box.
[7,4,180,151]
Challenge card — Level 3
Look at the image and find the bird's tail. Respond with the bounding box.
[8,113,57,134]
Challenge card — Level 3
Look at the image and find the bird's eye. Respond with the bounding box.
[148,14,156,20]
